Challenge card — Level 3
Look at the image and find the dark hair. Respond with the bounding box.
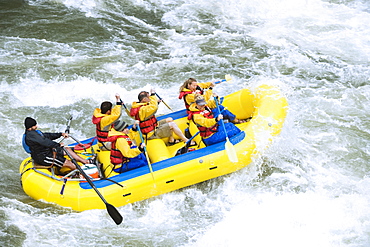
[100,101,113,114]
[138,91,149,102]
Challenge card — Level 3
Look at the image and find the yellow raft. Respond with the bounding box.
[19,84,288,211]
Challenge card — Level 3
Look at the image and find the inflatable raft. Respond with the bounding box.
[19,84,288,211]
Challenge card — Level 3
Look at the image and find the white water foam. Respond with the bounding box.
[3,0,370,246]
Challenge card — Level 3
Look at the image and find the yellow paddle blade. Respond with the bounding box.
[225,138,238,163]
[225,74,232,83]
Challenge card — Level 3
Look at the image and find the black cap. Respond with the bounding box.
[25,117,37,129]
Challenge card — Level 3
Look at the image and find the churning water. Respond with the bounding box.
[1,0,370,246]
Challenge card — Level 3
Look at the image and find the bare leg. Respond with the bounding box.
[64,147,90,164]
[165,117,174,123]
[166,118,195,145]
[166,118,177,142]
[168,122,188,142]
[63,159,77,170]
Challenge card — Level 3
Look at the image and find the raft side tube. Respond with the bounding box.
[79,131,246,189]
[222,88,255,120]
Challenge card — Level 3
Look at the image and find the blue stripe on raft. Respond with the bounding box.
[156,109,187,121]
[79,131,245,189]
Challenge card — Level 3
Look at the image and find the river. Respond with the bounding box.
[1,0,369,246]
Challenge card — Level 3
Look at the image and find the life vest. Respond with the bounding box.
[22,130,43,154]
[178,91,193,111]
[93,116,115,142]
[188,107,218,138]
[130,105,157,134]
[178,86,204,112]
[110,134,131,165]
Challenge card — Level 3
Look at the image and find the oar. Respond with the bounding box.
[65,116,72,134]
[69,134,91,152]
[136,125,157,187]
[174,131,200,156]
[155,93,174,112]
[62,147,123,225]
[214,74,232,84]
[66,134,103,176]
[214,97,238,163]
[59,116,73,144]
[60,116,89,151]
[119,99,134,119]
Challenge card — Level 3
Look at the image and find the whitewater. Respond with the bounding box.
[1,0,369,246]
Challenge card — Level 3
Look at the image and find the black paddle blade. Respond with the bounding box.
[106,203,123,225]
[175,146,188,156]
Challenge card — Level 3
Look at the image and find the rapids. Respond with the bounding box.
[1,0,369,246]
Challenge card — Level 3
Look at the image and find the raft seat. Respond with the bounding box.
[32,161,57,177]
[32,161,79,179]
[146,139,171,163]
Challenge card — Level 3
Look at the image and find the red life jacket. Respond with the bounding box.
[92,116,115,142]
[179,86,204,113]
[188,107,218,138]
[130,105,157,134]
[178,91,193,111]
[110,134,132,165]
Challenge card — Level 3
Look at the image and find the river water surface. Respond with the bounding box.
[1,0,370,246]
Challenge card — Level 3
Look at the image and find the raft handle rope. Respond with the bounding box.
[60,178,68,196]
[20,158,34,177]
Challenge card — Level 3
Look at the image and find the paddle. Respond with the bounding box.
[62,147,123,225]
[214,97,238,163]
[155,93,174,112]
[61,116,89,152]
[65,133,103,177]
[119,99,133,118]
[214,74,232,84]
[175,131,200,156]
[58,116,72,144]
[65,116,72,134]
[136,125,157,187]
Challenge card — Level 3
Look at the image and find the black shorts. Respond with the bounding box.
[38,147,66,167]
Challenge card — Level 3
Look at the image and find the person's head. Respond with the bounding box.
[100,101,113,114]
[179,78,197,92]
[24,117,37,130]
[195,95,206,110]
[138,91,150,103]
[113,120,129,133]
